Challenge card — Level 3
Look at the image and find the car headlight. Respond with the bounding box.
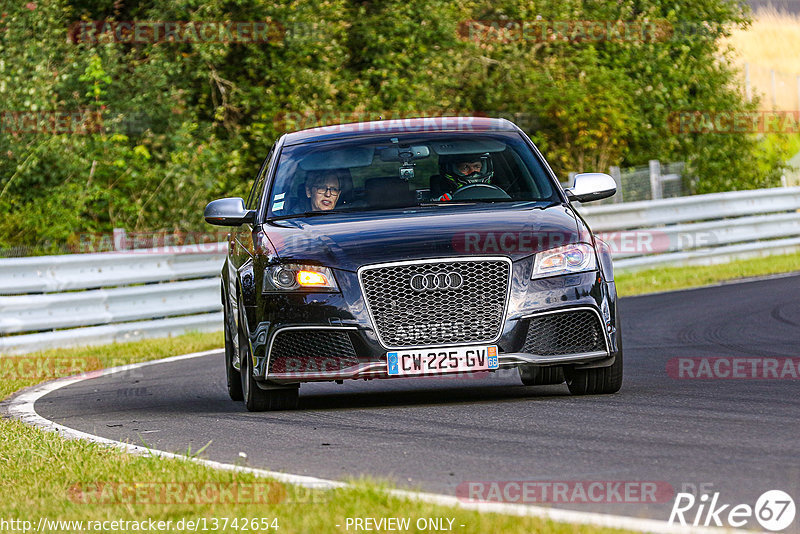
[263,264,339,292]
[531,243,597,279]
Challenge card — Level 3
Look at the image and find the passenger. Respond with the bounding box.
[305,171,342,211]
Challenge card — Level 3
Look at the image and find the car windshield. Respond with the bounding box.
[267,131,560,218]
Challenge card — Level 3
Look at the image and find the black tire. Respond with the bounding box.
[564,352,623,395]
[564,304,624,395]
[223,300,243,401]
[238,323,299,412]
[564,324,624,395]
[518,365,564,386]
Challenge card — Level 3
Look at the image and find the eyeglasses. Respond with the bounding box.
[313,186,341,195]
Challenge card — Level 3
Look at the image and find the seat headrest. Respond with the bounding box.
[365,177,415,208]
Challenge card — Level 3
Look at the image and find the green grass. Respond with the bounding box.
[1,332,633,534]
[0,331,224,399]
[615,250,800,296]
[1,415,637,534]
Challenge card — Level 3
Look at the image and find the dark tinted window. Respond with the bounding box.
[267,132,558,217]
[246,145,274,211]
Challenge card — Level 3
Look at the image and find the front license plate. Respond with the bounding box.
[386,345,499,376]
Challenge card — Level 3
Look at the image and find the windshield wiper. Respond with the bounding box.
[420,199,542,206]
[268,210,340,221]
[416,202,478,207]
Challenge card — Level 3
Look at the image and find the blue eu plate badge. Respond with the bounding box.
[387,353,400,375]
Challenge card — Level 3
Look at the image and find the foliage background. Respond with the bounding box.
[0,0,787,252]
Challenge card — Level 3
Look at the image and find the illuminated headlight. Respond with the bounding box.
[263,264,339,292]
[531,243,597,279]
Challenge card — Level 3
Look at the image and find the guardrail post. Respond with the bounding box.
[113,228,128,251]
[648,160,662,200]
[609,166,623,203]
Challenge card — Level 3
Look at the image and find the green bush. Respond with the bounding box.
[0,0,787,252]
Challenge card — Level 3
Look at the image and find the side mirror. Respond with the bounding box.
[204,198,255,226]
[565,173,617,203]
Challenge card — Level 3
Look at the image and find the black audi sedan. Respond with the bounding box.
[205,117,622,411]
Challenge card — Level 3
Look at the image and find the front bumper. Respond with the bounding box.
[245,266,620,384]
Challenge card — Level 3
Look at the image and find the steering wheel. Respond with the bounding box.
[450,183,511,201]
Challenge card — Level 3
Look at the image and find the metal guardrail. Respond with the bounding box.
[578,186,800,231]
[0,278,220,334]
[578,186,800,271]
[600,212,800,260]
[0,314,222,355]
[612,237,800,270]
[0,245,225,355]
[0,246,226,294]
[2,187,798,354]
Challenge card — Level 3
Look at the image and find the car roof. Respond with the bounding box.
[282,116,520,146]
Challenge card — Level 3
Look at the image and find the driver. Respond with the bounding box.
[436,153,495,200]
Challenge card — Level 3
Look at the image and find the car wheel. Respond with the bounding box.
[564,320,624,395]
[238,323,299,412]
[518,365,564,386]
[223,300,243,401]
[564,304,623,395]
[564,352,623,395]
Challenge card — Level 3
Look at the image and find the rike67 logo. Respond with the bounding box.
[669,490,796,531]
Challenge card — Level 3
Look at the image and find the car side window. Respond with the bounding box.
[246,146,274,211]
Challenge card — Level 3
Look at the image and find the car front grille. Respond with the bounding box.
[359,258,511,348]
[523,309,606,356]
[268,329,359,374]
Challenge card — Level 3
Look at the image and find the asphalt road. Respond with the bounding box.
[36,274,800,527]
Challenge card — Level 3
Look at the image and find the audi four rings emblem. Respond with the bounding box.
[410,271,464,291]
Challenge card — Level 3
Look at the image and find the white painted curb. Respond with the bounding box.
[3,350,741,534]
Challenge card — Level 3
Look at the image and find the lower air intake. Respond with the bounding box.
[268,330,359,374]
[523,310,606,356]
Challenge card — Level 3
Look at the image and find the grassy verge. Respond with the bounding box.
[1,416,630,534]
[615,251,800,297]
[1,332,631,534]
[0,331,224,399]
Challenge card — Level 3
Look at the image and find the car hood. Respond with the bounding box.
[262,203,581,271]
